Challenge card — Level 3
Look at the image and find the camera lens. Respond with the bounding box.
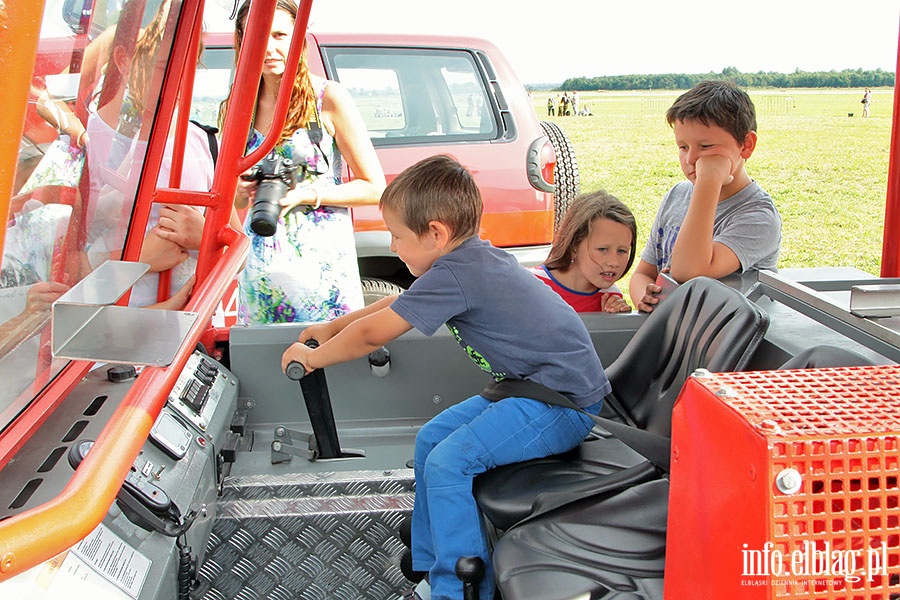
[250,180,287,236]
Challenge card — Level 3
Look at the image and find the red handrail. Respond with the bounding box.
[0,235,247,580]
[196,0,311,282]
[880,16,900,276]
[232,0,310,174]
[0,2,45,266]
[0,0,260,580]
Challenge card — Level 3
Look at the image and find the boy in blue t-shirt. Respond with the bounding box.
[282,155,609,600]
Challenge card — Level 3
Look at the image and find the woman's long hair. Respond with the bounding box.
[219,0,316,145]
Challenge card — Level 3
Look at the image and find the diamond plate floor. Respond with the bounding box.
[198,470,415,600]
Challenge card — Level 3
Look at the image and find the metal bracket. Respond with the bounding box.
[51,260,199,366]
[271,426,318,463]
[270,425,366,464]
[850,284,900,318]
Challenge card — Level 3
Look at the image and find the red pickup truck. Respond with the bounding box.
[19,9,579,315]
[194,31,579,301]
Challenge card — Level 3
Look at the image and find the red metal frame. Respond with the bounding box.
[881,17,900,276]
[0,0,895,586]
[0,0,295,579]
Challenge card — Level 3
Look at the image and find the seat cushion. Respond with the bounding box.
[492,479,669,600]
[473,435,655,532]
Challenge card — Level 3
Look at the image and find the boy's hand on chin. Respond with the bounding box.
[695,155,734,186]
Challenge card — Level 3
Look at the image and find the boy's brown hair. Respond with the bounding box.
[666,80,757,145]
[380,155,482,242]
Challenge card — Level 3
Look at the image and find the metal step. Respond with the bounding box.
[198,469,415,600]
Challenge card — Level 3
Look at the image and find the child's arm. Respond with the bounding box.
[283,298,411,375]
[629,259,660,313]
[669,156,742,281]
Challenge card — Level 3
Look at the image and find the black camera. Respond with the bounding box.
[242,150,299,236]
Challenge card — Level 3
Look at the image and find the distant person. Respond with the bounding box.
[533,190,635,313]
[629,80,782,313]
[571,90,579,116]
[861,87,872,118]
[547,96,555,116]
[281,155,609,600]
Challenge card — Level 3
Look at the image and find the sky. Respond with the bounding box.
[293,0,900,85]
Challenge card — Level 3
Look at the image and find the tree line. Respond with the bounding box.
[555,67,895,91]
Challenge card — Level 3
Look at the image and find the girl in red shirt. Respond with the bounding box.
[533,190,637,312]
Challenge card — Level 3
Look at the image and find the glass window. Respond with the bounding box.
[191,46,235,127]
[324,47,498,145]
[1,0,185,428]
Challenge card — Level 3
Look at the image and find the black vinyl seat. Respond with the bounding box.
[777,344,877,369]
[484,292,884,600]
[492,478,669,600]
[474,277,769,533]
[480,278,769,599]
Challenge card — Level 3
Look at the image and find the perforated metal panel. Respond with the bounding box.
[667,366,900,599]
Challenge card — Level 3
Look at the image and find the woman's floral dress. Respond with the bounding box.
[237,82,364,324]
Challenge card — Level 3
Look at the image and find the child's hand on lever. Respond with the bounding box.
[282,342,315,379]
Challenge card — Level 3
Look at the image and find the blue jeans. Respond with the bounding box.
[411,394,598,600]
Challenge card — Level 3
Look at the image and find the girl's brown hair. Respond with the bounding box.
[545,190,637,274]
[220,0,316,144]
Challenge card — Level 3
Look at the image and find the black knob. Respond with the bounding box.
[107,365,137,382]
[457,556,485,600]
[456,555,485,586]
[286,361,306,381]
[286,339,319,380]
[368,346,390,367]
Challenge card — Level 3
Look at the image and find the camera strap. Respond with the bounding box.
[306,92,331,169]
[307,110,329,170]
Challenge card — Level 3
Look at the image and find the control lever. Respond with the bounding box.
[456,556,485,600]
[284,339,363,461]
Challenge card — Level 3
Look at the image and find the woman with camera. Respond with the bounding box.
[224,0,385,325]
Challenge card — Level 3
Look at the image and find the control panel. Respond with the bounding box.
[167,351,234,433]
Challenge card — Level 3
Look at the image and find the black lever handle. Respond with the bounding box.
[285,339,342,458]
[286,339,318,380]
[456,556,485,600]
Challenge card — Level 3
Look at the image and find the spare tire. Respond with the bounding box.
[361,277,405,305]
[540,120,580,230]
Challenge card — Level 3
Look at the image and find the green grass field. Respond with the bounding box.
[533,88,894,290]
